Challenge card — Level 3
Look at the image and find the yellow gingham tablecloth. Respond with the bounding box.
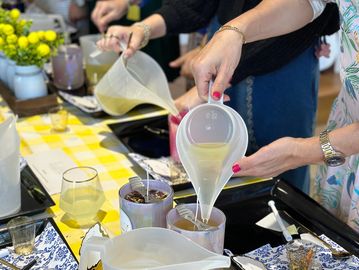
[0,98,167,259]
[0,97,269,262]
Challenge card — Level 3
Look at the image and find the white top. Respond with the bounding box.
[308,0,329,21]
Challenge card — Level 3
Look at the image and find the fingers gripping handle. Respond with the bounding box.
[208,80,224,104]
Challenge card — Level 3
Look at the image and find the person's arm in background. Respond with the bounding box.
[232,123,359,178]
[97,0,217,57]
[191,0,325,101]
[69,0,88,23]
[91,0,142,33]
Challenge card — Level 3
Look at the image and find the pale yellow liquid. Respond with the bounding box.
[50,110,68,132]
[85,63,113,86]
[174,218,218,231]
[96,93,143,115]
[186,143,230,222]
[60,187,105,221]
[15,242,34,255]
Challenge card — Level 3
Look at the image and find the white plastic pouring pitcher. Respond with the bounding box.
[0,116,21,217]
[94,50,179,116]
[79,227,230,270]
[176,92,248,222]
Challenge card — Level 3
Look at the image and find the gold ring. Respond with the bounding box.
[111,34,121,41]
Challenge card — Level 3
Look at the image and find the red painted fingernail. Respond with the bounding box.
[179,110,188,118]
[232,164,241,173]
[170,115,181,125]
[212,91,221,100]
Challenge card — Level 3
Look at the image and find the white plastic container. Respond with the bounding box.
[0,116,21,217]
[94,51,178,116]
[79,227,230,270]
[176,92,248,222]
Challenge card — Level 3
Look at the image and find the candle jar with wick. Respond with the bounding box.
[51,44,85,90]
[119,178,173,233]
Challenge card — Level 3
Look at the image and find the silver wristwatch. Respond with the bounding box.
[319,130,345,167]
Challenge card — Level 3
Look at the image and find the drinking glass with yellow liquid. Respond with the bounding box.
[49,105,68,132]
[79,34,117,92]
[60,167,105,226]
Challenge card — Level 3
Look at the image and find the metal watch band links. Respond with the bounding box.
[319,130,345,167]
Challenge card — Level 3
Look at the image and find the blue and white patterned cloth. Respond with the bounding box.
[0,222,78,270]
[246,235,359,269]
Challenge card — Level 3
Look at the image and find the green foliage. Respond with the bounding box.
[0,7,63,67]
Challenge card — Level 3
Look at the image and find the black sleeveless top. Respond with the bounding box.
[157,0,339,83]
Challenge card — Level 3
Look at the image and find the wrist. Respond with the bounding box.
[296,137,323,165]
[215,25,246,44]
[132,22,151,48]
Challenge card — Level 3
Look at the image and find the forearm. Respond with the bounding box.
[297,123,359,165]
[330,123,359,156]
[227,0,315,43]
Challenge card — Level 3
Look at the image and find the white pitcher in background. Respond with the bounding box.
[0,115,21,217]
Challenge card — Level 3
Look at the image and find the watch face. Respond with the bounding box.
[327,155,346,167]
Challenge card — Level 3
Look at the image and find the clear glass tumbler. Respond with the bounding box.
[60,167,105,226]
[7,216,36,255]
[49,105,68,132]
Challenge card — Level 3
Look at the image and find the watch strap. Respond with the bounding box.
[319,129,345,166]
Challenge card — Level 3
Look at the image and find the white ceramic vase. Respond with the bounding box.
[0,52,7,83]
[14,65,47,100]
[6,59,16,91]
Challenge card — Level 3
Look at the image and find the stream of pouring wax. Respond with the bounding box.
[186,142,231,222]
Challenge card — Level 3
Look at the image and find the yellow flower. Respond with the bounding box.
[44,30,57,42]
[19,19,27,27]
[0,37,4,46]
[6,34,17,44]
[7,44,16,54]
[28,32,39,44]
[37,31,45,39]
[37,43,50,56]
[18,36,28,48]
[10,9,21,20]
[3,24,14,36]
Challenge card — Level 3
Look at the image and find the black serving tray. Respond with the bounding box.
[0,165,55,225]
[175,179,359,257]
[48,82,107,118]
[108,115,192,191]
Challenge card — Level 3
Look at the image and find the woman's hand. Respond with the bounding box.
[174,86,204,112]
[232,137,322,178]
[169,47,201,79]
[191,29,244,101]
[174,86,230,112]
[91,0,128,33]
[96,24,144,56]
